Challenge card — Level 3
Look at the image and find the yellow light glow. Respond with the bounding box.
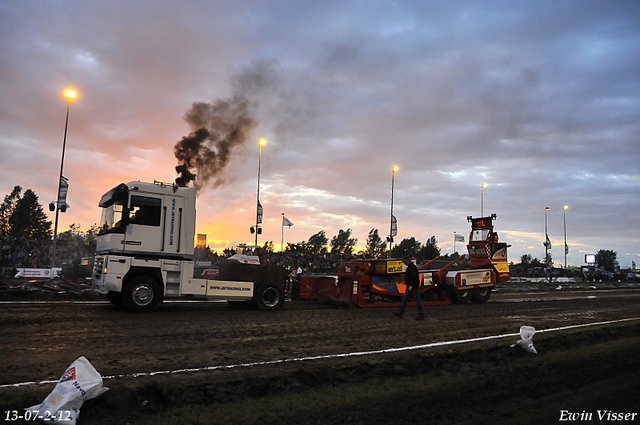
[65,90,77,99]
[482,182,487,188]
[392,165,399,172]
[564,205,569,210]
[258,138,268,146]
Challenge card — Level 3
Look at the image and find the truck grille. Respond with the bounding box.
[93,256,105,280]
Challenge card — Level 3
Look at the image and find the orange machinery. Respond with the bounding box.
[303,214,510,307]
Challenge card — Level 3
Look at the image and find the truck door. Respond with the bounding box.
[122,194,163,255]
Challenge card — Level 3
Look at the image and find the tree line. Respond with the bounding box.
[260,228,447,263]
[511,249,620,274]
[0,186,52,238]
[1,186,98,268]
[0,186,623,272]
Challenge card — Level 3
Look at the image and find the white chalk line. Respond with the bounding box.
[3,317,639,389]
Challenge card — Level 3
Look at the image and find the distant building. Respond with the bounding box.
[196,234,207,249]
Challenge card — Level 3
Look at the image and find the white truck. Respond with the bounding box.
[92,181,286,312]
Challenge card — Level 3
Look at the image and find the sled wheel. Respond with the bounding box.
[123,275,161,312]
[107,291,125,309]
[472,287,492,303]
[253,280,285,311]
[454,287,472,304]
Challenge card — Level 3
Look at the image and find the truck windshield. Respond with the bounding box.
[99,201,125,235]
[471,229,489,241]
[97,183,128,235]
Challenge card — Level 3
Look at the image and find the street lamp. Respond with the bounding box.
[252,138,267,246]
[563,205,569,269]
[52,89,76,266]
[544,206,551,272]
[388,165,399,256]
[481,182,486,217]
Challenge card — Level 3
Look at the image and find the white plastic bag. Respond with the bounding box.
[510,325,538,354]
[25,356,109,424]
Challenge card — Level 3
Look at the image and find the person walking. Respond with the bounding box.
[393,256,426,320]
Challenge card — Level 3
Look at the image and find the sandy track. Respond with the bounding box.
[1,289,639,388]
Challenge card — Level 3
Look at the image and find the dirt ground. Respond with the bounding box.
[1,282,639,424]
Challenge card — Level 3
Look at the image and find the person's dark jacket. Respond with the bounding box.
[404,261,420,289]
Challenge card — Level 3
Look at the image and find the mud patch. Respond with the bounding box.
[1,287,639,424]
[69,323,640,425]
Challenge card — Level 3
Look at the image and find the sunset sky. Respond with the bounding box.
[1,1,638,268]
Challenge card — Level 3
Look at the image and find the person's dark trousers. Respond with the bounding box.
[397,286,426,317]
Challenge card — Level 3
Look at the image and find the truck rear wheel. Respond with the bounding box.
[472,287,492,303]
[253,280,285,311]
[123,275,161,312]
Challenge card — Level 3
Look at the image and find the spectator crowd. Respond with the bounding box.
[1,236,51,268]
[195,247,360,275]
[2,235,636,282]
[0,235,94,270]
[0,234,363,277]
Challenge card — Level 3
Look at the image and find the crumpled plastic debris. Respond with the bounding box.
[25,356,108,424]
[510,325,538,354]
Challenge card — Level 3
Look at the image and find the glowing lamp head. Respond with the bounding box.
[65,90,77,99]
[392,165,399,172]
[258,138,268,146]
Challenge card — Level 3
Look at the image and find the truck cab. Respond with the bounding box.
[466,214,511,282]
[96,181,194,259]
[92,181,285,312]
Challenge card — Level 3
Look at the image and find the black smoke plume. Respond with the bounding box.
[174,96,257,191]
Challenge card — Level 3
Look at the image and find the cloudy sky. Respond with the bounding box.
[1,1,639,268]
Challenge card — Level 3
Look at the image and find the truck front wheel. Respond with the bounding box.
[123,275,161,312]
[253,280,285,311]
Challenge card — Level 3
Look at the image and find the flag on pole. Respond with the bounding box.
[565,244,569,255]
[391,215,397,237]
[454,233,465,242]
[283,216,294,227]
[257,201,263,224]
[58,176,69,212]
[58,176,68,201]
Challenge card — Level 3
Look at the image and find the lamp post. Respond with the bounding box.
[52,89,76,266]
[388,165,399,256]
[544,206,551,271]
[254,138,267,246]
[481,182,486,217]
[563,205,568,269]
